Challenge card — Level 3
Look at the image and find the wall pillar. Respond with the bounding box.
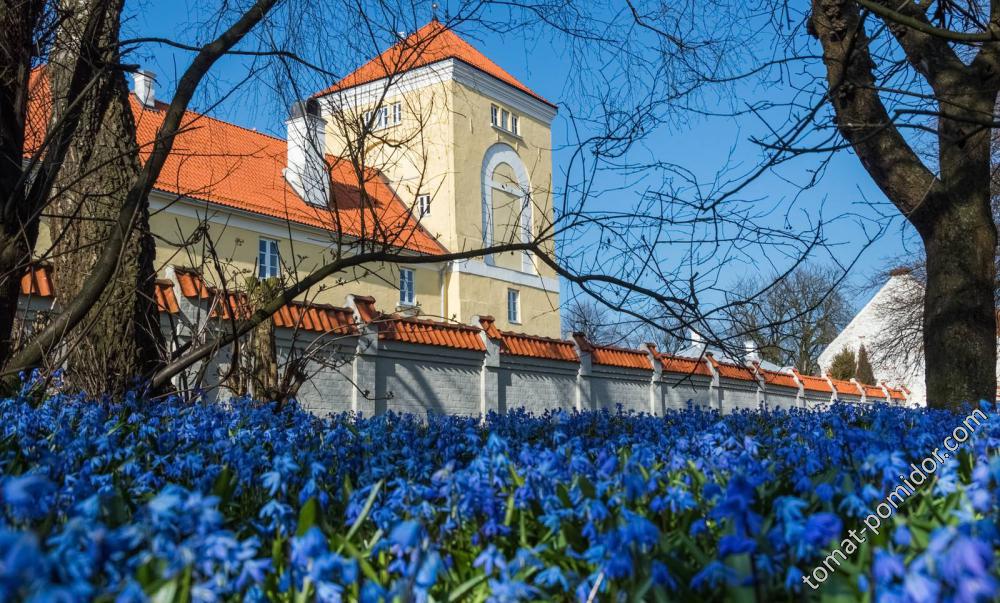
[646,343,663,416]
[347,294,380,415]
[790,368,807,408]
[850,378,867,404]
[572,332,593,412]
[705,354,722,412]
[474,316,501,416]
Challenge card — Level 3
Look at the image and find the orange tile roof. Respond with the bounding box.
[26,69,445,256]
[884,384,906,401]
[153,279,180,314]
[20,264,54,298]
[475,316,577,361]
[378,316,486,351]
[862,384,887,399]
[314,20,555,108]
[829,378,862,397]
[572,334,651,370]
[503,332,578,361]
[711,359,756,381]
[757,367,799,389]
[349,296,483,350]
[793,370,834,394]
[173,267,358,334]
[657,351,712,377]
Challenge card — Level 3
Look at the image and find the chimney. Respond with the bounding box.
[285,98,329,207]
[744,340,760,362]
[133,69,156,107]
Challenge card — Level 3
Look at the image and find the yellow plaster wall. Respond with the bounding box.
[34,210,445,315]
[456,272,560,336]
[323,73,561,335]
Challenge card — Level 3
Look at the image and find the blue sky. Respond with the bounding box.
[125,1,923,311]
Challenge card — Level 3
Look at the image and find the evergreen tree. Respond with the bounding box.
[828,348,856,381]
[855,344,876,385]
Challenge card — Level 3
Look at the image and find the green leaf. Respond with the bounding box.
[296,497,319,537]
[343,479,383,546]
[446,573,488,601]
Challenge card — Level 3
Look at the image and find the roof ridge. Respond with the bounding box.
[313,20,554,107]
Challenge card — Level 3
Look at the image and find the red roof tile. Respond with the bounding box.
[314,20,555,108]
[377,315,485,351]
[829,378,862,397]
[475,316,577,361]
[20,264,54,298]
[173,267,357,334]
[26,69,445,256]
[659,354,713,377]
[711,359,756,381]
[794,370,834,394]
[154,280,180,314]
[571,334,651,370]
[502,332,578,361]
[757,367,799,389]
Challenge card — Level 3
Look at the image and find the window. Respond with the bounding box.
[507,288,520,323]
[258,238,280,279]
[417,193,431,217]
[491,104,520,135]
[399,268,415,305]
[363,101,402,130]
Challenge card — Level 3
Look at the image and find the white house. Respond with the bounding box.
[819,267,1000,406]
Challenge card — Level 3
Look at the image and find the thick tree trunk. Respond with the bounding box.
[46,0,162,395]
[0,1,47,366]
[923,87,998,407]
[922,204,997,406]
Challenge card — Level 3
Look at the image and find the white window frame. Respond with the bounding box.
[363,102,401,131]
[507,288,520,324]
[258,238,280,279]
[491,104,520,136]
[399,268,415,306]
[417,193,431,217]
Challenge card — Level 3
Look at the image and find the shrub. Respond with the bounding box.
[828,348,856,381]
[0,383,996,601]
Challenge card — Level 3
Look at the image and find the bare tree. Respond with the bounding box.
[476,0,1000,408]
[0,2,871,399]
[724,264,853,373]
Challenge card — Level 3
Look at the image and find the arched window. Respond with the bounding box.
[481,143,533,273]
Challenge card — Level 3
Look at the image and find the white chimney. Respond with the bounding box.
[133,70,156,107]
[285,99,329,207]
[744,340,760,362]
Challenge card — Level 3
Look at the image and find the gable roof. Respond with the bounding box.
[25,69,445,256]
[313,20,555,108]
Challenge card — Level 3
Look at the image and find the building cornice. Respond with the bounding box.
[320,58,558,126]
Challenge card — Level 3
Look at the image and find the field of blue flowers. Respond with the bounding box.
[0,385,997,602]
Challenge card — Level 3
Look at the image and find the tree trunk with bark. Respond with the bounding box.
[810,0,998,408]
[46,0,162,395]
[0,1,49,366]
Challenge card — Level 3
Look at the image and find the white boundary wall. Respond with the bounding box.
[157,282,905,417]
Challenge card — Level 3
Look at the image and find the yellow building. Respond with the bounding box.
[315,20,561,334]
[32,20,561,337]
